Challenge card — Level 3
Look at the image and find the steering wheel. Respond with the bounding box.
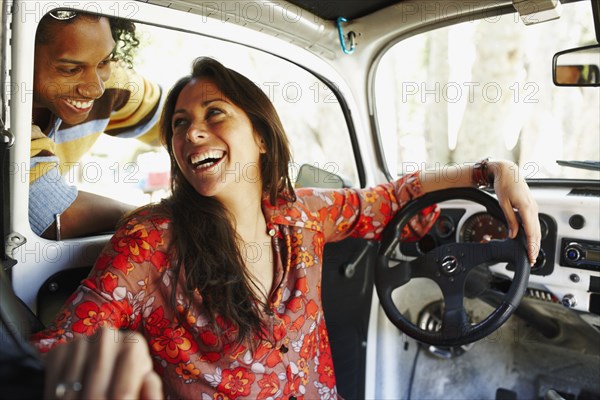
[375,188,530,347]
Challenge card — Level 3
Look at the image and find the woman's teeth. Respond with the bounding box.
[191,151,225,169]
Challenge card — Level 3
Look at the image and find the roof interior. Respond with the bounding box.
[285,0,584,21]
[285,0,401,21]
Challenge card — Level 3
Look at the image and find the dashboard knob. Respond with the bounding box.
[564,243,582,262]
[561,294,577,308]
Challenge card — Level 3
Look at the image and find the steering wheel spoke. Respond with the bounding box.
[407,254,439,279]
[441,306,470,338]
[485,239,525,263]
[381,253,442,289]
[379,259,413,289]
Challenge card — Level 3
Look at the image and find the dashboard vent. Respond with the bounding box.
[568,187,600,197]
[591,276,600,293]
[590,293,600,316]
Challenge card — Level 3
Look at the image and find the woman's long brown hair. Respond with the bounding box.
[160,57,295,343]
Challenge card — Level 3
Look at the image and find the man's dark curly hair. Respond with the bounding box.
[36,10,140,68]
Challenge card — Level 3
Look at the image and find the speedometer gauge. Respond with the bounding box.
[459,212,508,243]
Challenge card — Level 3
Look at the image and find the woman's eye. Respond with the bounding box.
[172,118,188,130]
[206,108,224,119]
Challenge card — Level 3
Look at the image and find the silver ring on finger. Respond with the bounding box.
[55,381,82,399]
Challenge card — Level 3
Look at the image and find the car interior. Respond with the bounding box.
[1,0,599,399]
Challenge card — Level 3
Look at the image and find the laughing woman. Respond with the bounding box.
[32,57,540,399]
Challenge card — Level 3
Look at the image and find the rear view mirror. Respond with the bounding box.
[553,44,600,86]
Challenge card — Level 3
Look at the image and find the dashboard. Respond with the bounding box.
[399,183,600,316]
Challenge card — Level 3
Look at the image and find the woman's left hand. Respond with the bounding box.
[490,160,541,265]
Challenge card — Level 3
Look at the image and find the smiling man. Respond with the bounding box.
[30,10,163,240]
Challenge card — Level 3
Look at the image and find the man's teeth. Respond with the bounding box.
[66,99,93,109]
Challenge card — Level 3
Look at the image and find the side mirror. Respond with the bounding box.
[294,164,351,189]
[553,44,600,86]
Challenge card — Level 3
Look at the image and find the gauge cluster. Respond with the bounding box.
[459,212,508,243]
[400,208,557,276]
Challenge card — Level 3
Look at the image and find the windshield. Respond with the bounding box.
[375,1,599,181]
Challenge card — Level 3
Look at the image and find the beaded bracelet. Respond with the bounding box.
[473,157,495,189]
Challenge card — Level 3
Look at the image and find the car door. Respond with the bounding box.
[7,3,374,398]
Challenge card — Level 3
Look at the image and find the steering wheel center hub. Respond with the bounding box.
[441,255,460,275]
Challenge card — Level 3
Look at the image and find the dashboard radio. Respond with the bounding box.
[560,238,600,272]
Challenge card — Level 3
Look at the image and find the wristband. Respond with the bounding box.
[473,158,494,189]
[55,213,62,241]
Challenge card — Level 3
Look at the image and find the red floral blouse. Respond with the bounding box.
[31,172,438,400]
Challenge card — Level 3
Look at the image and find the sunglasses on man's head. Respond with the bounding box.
[48,10,78,21]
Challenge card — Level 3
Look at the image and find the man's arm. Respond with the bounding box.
[104,64,163,145]
[41,191,136,240]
